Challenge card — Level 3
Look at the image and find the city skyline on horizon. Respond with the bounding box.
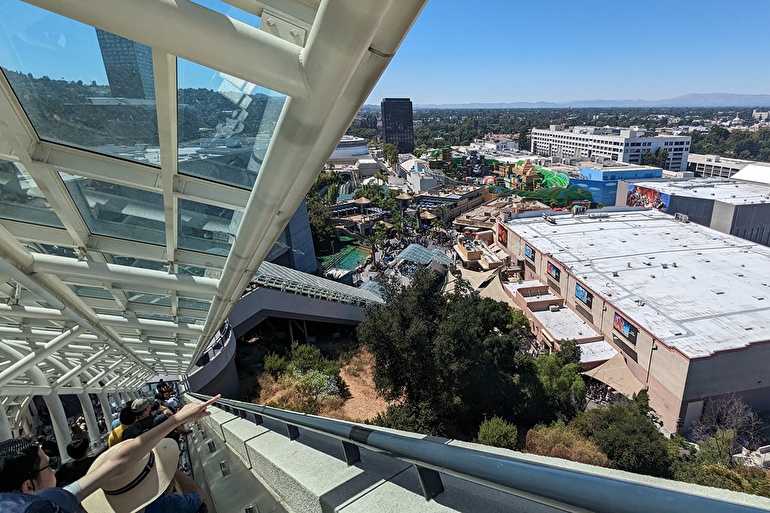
[366,0,770,105]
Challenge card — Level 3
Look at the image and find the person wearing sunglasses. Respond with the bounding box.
[0,394,220,513]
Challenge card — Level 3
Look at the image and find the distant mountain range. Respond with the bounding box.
[393,93,770,109]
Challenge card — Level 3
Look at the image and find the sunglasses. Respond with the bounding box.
[36,456,61,475]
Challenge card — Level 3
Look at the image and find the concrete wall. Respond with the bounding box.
[230,288,365,336]
[188,397,770,512]
[667,195,715,227]
[684,342,770,406]
[730,203,770,246]
[197,405,563,513]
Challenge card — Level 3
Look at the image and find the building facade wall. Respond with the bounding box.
[687,154,751,178]
[667,195,716,227]
[531,127,690,171]
[569,178,618,206]
[730,203,770,246]
[498,219,761,433]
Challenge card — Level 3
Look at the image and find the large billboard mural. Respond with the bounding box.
[546,261,561,281]
[524,243,535,260]
[613,312,638,344]
[497,224,508,246]
[626,184,670,212]
[575,282,593,308]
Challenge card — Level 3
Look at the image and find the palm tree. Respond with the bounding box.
[365,233,380,265]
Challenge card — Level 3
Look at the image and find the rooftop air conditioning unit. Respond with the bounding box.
[549,304,560,312]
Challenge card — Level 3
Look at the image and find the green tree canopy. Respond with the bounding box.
[570,393,672,477]
[534,341,586,422]
[382,143,399,168]
[358,269,532,435]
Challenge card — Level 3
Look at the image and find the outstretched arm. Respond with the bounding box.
[76,395,220,500]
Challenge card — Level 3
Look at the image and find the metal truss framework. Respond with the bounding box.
[0,0,427,433]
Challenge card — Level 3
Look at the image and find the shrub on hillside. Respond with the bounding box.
[264,353,288,379]
[289,341,340,376]
[477,417,518,451]
[524,423,609,467]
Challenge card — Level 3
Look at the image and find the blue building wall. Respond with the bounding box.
[580,165,662,181]
[574,166,662,205]
[569,179,618,206]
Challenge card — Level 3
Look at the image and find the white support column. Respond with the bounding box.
[98,392,113,428]
[21,412,33,440]
[42,394,71,459]
[77,394,100,451]
[0,405,12,441]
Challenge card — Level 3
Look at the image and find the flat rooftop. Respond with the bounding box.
[505,209,770,359]
[578,340,618,364]
[531,307,603,343]
[629,178,770,206]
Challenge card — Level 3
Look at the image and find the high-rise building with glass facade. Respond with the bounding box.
[381,97,414,153]
[96,29,155,100]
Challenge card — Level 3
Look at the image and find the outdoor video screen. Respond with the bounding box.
[575,283,593,308]
[546,261,560,281]
[613,312,638,344]
[524,243,534,260]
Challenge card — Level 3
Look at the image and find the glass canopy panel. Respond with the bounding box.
[126,291,172,308]
[68,284,113,300]
[102,254,166,271]
[26,243,78,259]
[61,174,166,245]
[0,159,63,228]
[0,3,159,165]
[177,59,286,189]
[179,298,211,311]
[100,253,209,277]
[178,198,238,254]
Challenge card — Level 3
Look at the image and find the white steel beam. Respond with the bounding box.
[52,348,110,391]
[0,326,87,388]
[30,253,219,295]
[223,0,319,27]
[152,50,180,267]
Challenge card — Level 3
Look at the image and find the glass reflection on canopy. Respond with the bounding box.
[0,159,63,228]
[178,198,238,254]
[177,59,285,189]
[62,173,165,245]
[0,2,159,165]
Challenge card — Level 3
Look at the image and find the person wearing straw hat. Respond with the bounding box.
[81,438,182,513]
[0,395,220,513]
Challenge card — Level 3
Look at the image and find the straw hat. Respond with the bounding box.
[81,439,179,513]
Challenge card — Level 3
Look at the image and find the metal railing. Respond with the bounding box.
[189,393,770,513]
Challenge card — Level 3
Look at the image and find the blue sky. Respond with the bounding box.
[366,0,770,105]
[1,0,767,105]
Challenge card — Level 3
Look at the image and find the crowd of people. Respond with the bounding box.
[0,386,219,513]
